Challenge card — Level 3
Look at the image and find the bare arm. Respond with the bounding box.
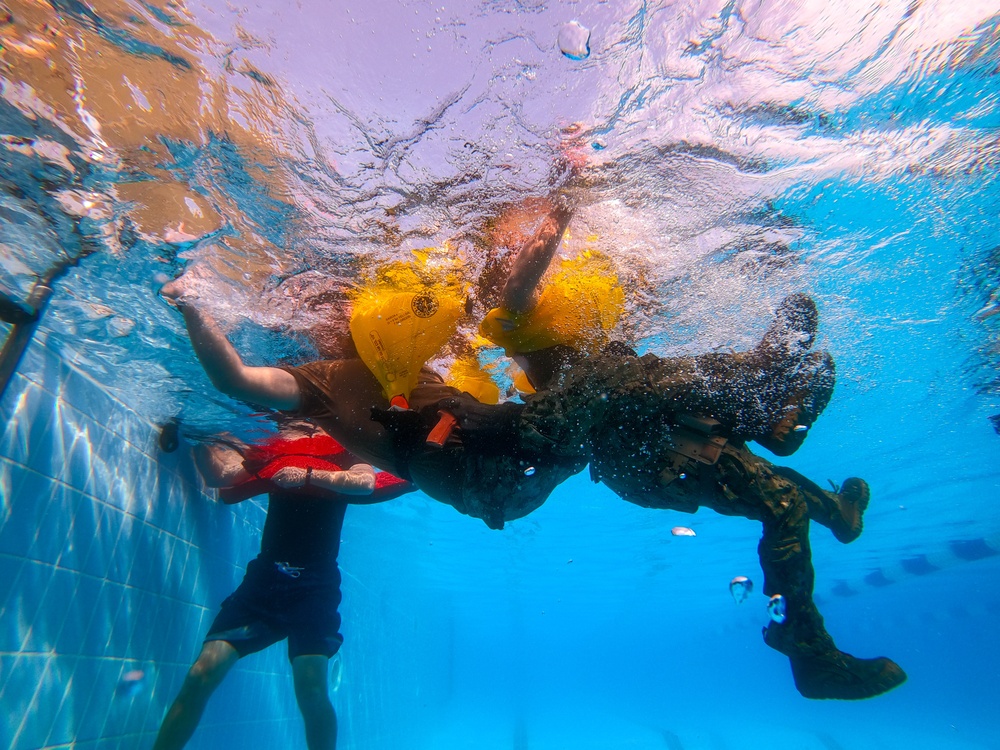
[270,464,379,499]
[499,198,574,314]
[193,442,251,487]
[162,278,302,411]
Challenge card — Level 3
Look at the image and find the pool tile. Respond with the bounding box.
[0,550,26,612]
[106,513,136,586]
[125,590,158,659]
[55,574,103,654]
[79,582,125,658]
[79,504,122,580]
[123,522,153,589]
[59,366,113,426]
[8,560,50,652]
[5,652,56,750]
[72,658,119,743]
[8,345,44,386]
[58,494,103,572]
[40,655,79,748]
[0,457,14,513]
[107,590,139,659]
[59,656,101,740]
[0,469,55,557]
[0,380,50,468]
[20,565,76,653]
[28,485,83,566]
[0,562,28,654]
[61,418,97,497]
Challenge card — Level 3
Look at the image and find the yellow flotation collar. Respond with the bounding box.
[350,247,467,404]
[446,354,501,405]
[480,250,624,356]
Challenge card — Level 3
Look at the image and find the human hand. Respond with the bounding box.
[159,275,191,304]
[159,264,213,306]
[556,122,589,177]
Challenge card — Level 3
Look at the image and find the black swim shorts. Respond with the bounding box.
[205,558,344,661]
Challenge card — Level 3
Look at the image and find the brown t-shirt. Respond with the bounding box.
[279,359,461,477]
[279,358,405,476]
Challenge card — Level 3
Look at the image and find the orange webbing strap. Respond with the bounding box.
[425,411,458,447]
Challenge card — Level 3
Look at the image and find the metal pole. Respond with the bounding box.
[0,282,54,403]
[0,246,93,404]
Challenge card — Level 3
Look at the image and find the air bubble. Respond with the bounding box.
[767,594,787,623]
[524,466,536,476]
[559,21,591,60]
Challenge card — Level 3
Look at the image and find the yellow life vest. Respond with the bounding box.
[480,250,625,356]
[446,354,501,405]
[349,247,467,405]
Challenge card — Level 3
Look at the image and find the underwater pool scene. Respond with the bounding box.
[2,0,1000,748]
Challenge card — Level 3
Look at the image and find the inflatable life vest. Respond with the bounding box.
[445,353,501,405]
[218,434,413,504]
[349,247,467,407]
[480,250,624,356]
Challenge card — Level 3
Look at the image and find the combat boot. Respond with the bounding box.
[763,617,906,700]
[753,293,818,365]
[755,350,835,456]
[769,469,870,543]
[789,649,907,700]
[715,296,829,444]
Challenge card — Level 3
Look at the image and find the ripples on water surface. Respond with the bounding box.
[2,0,998,431]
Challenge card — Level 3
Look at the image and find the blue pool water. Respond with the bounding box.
[1,1,999,748]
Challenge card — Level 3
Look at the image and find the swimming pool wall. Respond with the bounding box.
[0,332,445,749]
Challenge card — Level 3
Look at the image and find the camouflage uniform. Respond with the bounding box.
[501,341,904,700]
[432,294,903,700]
[369,294,904,699]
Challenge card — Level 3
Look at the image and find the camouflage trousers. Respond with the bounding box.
[518,349,834,459]
[594,439,840,658]
[514,350,842,659]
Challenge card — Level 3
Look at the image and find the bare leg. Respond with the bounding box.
[153,640,240,750]
[292,655,337,750]
[160,273,301,410]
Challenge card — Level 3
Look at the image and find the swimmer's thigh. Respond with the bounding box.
[284,577,344,661]
[204,565,286,657]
